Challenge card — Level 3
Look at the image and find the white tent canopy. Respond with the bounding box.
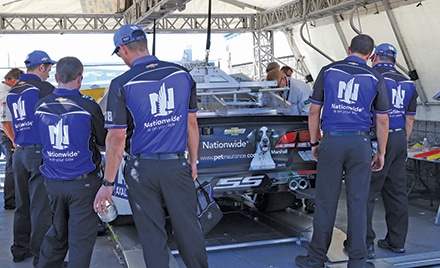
[0,0,290,14]
[0,0,116,13]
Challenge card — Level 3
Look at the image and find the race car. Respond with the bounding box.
[105,66,316,217]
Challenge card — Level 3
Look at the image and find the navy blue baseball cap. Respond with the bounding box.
[112,24,147,55]
[24,50,56,67]
[370,43,397,60]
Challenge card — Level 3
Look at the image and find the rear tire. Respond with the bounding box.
[256,192,298,212]
[304,199,315,213]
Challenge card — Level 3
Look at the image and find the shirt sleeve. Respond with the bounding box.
[0,93,12,123]
[188,77,198,113]
[105,80,128,129]
[373,75,391,113]
[309,68,325,105]
[90,101,107,147]
[406,85,418,115]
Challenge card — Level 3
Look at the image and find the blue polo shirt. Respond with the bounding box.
[105,55,197,155]
[310,56,390,132]
[34,88,107,180]
[7,74,55,146]
[372,62,418,129]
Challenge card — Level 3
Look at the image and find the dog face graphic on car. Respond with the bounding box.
[247,126,279,170]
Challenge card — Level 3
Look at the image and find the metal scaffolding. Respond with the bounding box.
[0,0,416,34]
[0,13,124,34]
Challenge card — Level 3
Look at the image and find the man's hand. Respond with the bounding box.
[371,153,384,172]
[191,163,198,181]
[311,146,319,161]
[374,113,388,172]
[308,103,322,162]
[94,128,125,214]
[94,185,115,215]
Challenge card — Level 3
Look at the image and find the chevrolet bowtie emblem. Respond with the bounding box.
[224,127,246,136]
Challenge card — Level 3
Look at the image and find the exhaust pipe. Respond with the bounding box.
[297,178,308,190]
[288,176,309,191]
[289,179,299,191]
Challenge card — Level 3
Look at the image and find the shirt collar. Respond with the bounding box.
[344,55,368,65]
[373,62,396,70]
[131,55,160,68]
[19,73,41,81]
[53,88,81,96]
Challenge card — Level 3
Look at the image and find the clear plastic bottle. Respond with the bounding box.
[422,137,429,152]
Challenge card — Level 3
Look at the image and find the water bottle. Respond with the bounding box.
[97,200,118,223]
[371,141,378,156]
[422,138,429,152]
[435,205,440,226]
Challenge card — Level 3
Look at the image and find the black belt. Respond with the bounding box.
[323,131,369,137]
[17,144,42,149]
[72,173,99,180]
[389,128,403,133]
[135,153,185,160]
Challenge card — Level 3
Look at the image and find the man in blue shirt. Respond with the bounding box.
[35,56,107,268]
[366,43,418,257]
[7,50,55,266]
[0,68,23,210]
[93,24,208,268]
[295,34,390,268]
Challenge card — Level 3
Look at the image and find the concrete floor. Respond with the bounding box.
[1,157,440,268]
[0,159,123,268]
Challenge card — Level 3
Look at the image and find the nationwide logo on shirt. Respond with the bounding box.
[338,78,359,104]
[49,119,69,150]
[144,83,181,131]
[12,96,26,121]
[331,78,364,114]
[392,85,405,109]
[149,83,175,117]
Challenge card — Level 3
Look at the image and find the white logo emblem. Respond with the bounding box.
[12,96,26,121]
[149,83,175,117]
[105,111,113,122]
[338,78,359,104]
[392,85,405,109]
[49,119,69,150]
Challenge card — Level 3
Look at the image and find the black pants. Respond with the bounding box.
[307,135,372,268]
[125,156,208,268]
[11,146,52,266]
[38,176,101,268]
[0,130,14,208]
[367,130,408,248]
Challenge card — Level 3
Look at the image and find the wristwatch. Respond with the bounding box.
[310,141,320,147]
[101,178,115,186]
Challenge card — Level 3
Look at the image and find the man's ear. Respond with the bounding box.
[119,45,127,57]
[54,73,59,83]
[39,63,48,72]
[366,52,373,61]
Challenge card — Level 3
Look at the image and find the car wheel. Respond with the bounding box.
[256,192,298,212]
